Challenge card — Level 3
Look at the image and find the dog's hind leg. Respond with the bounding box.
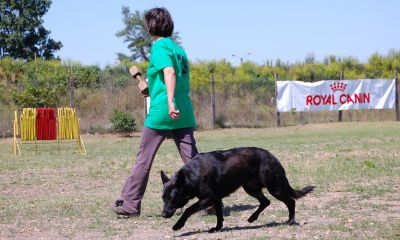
[265,178,297,225]
[208,199,224,233]
[243,182,271,223]
[278,196,296,225]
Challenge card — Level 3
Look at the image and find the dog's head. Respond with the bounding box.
[160,170,192,218]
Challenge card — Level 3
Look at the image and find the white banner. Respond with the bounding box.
[277,79,396,112]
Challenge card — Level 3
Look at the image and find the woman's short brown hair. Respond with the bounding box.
[145,8,174,37]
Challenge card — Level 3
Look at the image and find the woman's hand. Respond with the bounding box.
[168,103,180,119]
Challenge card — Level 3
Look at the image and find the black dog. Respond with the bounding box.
[160,147,315,232]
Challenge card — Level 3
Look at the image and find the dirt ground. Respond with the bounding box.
[1,123,400,239]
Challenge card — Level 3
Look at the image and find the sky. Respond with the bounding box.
[43,0,400,67]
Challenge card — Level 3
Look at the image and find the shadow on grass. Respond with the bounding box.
[176,221,286,237]
[184,204,256,217]
[223,204,257,216]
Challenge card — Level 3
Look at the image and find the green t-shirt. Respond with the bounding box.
[144,38,196,130]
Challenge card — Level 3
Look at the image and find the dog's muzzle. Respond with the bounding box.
[161,209,175,218]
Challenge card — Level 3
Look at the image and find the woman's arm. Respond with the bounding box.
[164,66,180,119]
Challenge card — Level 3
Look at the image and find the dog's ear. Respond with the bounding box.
[160,171,169,184]
[175,170,186,188]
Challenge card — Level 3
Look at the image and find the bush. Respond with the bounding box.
[109,109,136,136]
[12,86,58,107]
[88,124,107,135]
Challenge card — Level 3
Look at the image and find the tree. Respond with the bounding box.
[116,6,180,62]
[0,0,62,60]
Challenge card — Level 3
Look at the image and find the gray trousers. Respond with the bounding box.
[120,126,198,213]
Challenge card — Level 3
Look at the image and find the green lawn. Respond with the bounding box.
[0,122,399,239]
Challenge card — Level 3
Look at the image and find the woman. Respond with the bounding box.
[112,7,198,216]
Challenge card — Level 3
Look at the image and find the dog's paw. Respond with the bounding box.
[172,225,182,231]
[208,227,222,233]
[247,214,258,223]
[286,219,299,226]
[172,221,185,231]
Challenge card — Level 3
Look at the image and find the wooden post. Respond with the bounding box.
[274,73,281,127]
[210,70,216,129]
[395,68,399,121]
[69,76,76,108]
[338,71,344,122]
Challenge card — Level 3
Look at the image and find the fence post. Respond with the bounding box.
[338,71,344,122]
[274,73,281,127]
[395,68,399,121]
[69,76,76,108]
[210,70,216,129]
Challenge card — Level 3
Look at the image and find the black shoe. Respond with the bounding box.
[114,198,124,207]
[111,205,140,217]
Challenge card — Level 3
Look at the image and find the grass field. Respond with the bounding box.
[1,122,399,239]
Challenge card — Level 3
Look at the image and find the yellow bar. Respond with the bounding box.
[14,111,19,136]
[13,120,16,156]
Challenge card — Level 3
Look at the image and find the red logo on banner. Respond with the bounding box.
[306,81,370,106]
[330,82,347,92]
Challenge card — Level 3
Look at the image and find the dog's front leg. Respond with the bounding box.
[172,198,213,231]
[208,199,224,233]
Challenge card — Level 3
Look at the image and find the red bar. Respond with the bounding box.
[36,108,57,140]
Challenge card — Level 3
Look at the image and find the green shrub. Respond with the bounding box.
[109,109,136,136]
[12,86,58,107]
[88,124,107,135]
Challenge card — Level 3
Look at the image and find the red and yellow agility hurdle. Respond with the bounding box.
[12,107,87,156]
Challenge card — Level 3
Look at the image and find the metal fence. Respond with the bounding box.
[191,70,399,130]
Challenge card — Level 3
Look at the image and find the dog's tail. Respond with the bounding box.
[290,185,315,199]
